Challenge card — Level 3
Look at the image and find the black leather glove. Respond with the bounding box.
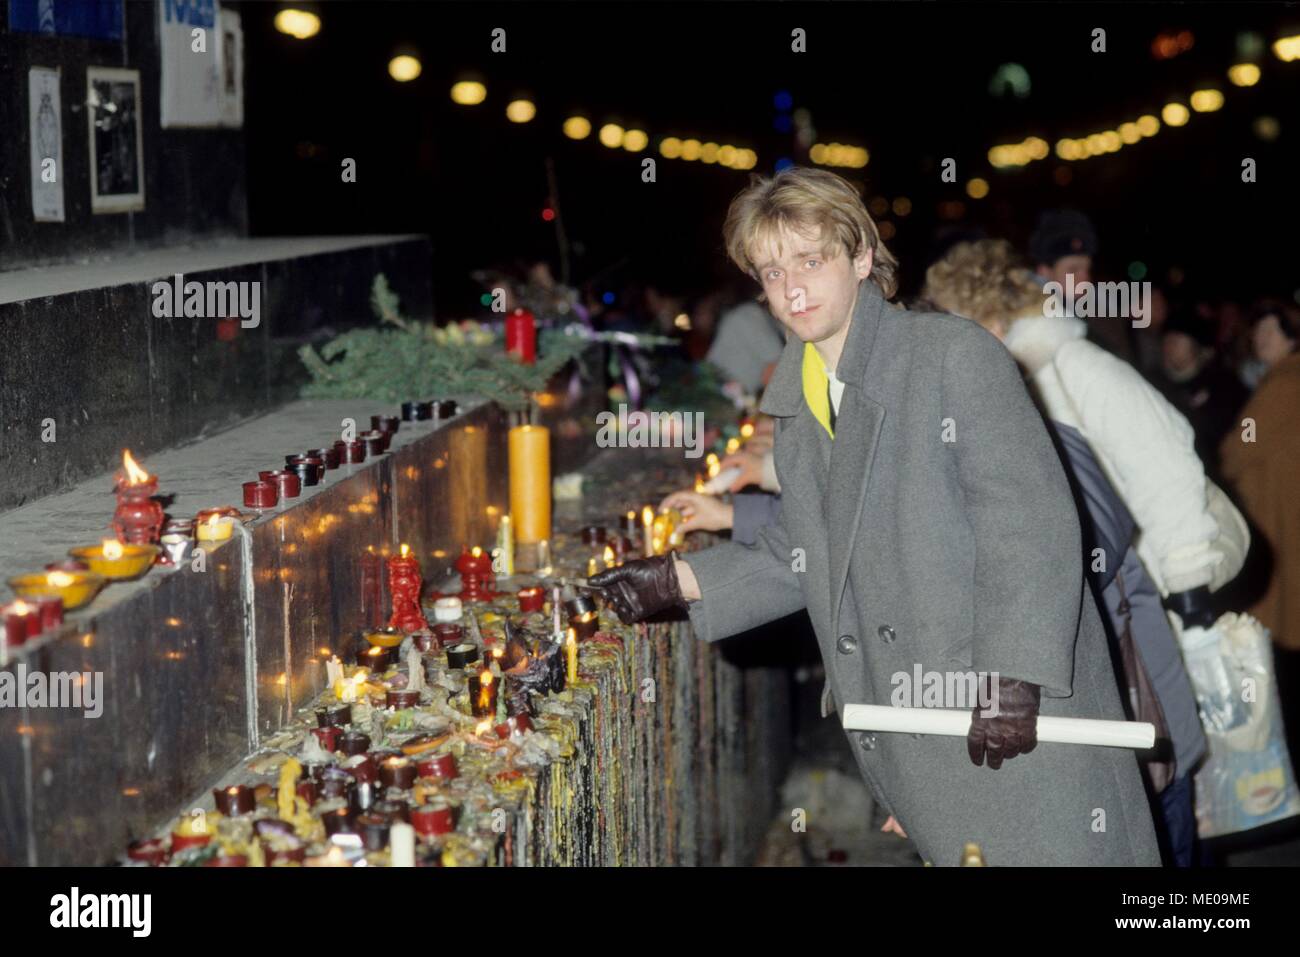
[967,676,1041,770]
[1165,586,1216,629]
[588,552,686,624]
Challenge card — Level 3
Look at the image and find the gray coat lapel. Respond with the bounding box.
[758,280,890,636]
[826,280,889,635]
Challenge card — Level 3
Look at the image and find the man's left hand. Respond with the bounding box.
[967,676,1041,770]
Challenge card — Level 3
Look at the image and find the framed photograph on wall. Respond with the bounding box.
[86,66,144,213]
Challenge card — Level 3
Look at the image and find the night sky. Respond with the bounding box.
[244,2,1300,315]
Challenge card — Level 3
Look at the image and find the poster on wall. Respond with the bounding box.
[8,0,123,39]
[219,7,244,128]
[28,67,66,223]
[87,67,145,214]
[159,0,221,127]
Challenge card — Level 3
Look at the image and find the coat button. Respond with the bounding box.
[859,733,877,751]
[836,635,858,655]
[878,625,896,643]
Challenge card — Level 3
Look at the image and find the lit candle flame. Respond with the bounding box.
[46,571,75,588]
[707,461,720,478]
[400,543,410,558]
[741,422,755,438]
[492,648,504,659]
[480,670,493,685]
[122,450,151,484]
[642,506,654,528]
[207,514,220,528]
[603,545,615,566]
[706,453,719,469]
[12,600,30,614]
[475,719,492,735]
[470,546,482,558]
[102,539,124,560]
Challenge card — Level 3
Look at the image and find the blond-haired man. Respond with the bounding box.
[592,168,1160,866]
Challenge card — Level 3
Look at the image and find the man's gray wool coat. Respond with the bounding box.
[682,278,1161,866]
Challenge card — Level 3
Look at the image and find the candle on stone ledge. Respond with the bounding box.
[3,601,41,646]
[508,423,551,545]
[390,821,416,866]
[517,587,544,614]
[468,669,497,718]
[213,784,256,816]
[113,450,164,547]
[565,627,578,684]
[434,596,463,622]
[495,515,514,578]
[195,509,236,542]
[642,506,655,557]
[69,539,161,581]
[386,543,428,632]
[505,307,537,364]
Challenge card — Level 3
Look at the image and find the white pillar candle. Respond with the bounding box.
[434,597,463,622]
[390,822,416,867]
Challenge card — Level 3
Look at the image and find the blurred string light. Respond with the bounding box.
[275,8,320,39]
[987,27,1284,173]
[450,80,486,105]
[809,142,868,168]
[563,116,591,140]
[505,99,536,123]
[658,137,755,168]
[1161,101,1190,126]
[1228,63,1261,86]
[622,129,648,151]
[987,136,1049,168]
[388,55,421,82]
[598,123,625,148]
[1189,88,1224,112]
[966,177,989,199]
[1274,34,1300,61]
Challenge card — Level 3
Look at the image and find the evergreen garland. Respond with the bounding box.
[298,275,590,411]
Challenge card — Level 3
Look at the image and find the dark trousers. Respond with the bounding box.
[1157,773,1198,867]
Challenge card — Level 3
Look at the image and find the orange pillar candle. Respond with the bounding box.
[508,424,551,544]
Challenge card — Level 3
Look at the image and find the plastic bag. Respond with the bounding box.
[1178,611,1300,838]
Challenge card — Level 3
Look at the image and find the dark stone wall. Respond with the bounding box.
[0,235,433,513]
[0,0,248,268]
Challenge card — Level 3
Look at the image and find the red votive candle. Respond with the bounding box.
[372,415,400,434]
[243,480,278,509]
[416,752,458,781]
[339,731,371,756]
[386,689,420,710]
[3,602,40,646]
[310,447,341,470]
[339,440,366,464]
[411,803,456,837]
[34,596,63,632]
[213,784,256,816]
[379,756,417,790]
[517,587,545,613]
[360,431,387,455]
[432,623,463,647]
[505,308,536,364]
[271,470,302,499]
[312,727,342,752]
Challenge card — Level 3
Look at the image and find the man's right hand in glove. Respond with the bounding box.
[588,552,700,624]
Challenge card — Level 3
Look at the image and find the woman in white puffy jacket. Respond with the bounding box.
[923,239,1239,866]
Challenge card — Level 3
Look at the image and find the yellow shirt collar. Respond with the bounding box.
[801,342,834,438]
